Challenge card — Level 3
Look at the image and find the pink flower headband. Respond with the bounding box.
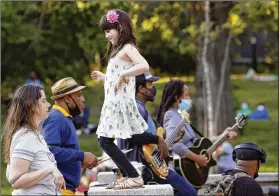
[106,10,119,24]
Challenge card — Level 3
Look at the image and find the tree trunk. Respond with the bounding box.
[195,2,234,136]
[201,1,214,138]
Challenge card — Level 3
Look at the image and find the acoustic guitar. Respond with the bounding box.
[142,111,190,179]
[174,114,247,188]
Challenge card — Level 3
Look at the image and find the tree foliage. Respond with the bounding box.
[1,1,277,98]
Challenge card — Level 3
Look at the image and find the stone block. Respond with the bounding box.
[88,184,174,195]
[97,172,116,185]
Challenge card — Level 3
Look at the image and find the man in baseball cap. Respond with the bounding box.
[118,71,164,162]
[135,71,160,102]
[117,72,197,196]
[136,71,160,83]
[42,77,98,195]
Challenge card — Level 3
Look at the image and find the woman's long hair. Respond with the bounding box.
[156,80,185,126]
[100,9,137,59]
[2,84,43,163]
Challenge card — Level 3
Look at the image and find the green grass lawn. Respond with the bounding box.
[230,80,278,172]
[1,79,278,194]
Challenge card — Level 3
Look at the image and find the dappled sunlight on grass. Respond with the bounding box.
[155,76,195,83]
[86,74,278,87]
[260,165,279,172]
[230,80,278,172]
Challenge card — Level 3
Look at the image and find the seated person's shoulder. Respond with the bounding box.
[164,109,177,117]
[164,109,180,121]
[234,176,258,185]
[43,109,67,127]
[164,110,181,127]
[136,101,148,119]
[232,176,264,196]
[136,101,145,112]
[12,128,41,147]
[48,109,66,120]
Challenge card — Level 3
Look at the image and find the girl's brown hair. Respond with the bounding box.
[2,84,43,163]
[100,9,137,59]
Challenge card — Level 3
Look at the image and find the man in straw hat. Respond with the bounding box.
[42,77,98,195]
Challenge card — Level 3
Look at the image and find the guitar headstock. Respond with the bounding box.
[181,110,190,124]
[235,114,248,129]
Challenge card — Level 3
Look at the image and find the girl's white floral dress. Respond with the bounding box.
[96,56,148,139]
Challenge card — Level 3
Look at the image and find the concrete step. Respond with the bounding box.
[88,184,174,195]
[97,172,116,184]
[90,172,278,195]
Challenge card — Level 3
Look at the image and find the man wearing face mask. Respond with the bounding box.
[203,142,266,196]
[117,73,197,196]
[42,77,98,195]
[117,72,161,162]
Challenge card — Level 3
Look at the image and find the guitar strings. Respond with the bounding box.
[165,119,186,147]
[153,117,187,167]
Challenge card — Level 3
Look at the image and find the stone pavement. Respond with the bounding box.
[88,171,278,196]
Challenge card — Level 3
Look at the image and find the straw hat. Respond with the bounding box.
[51,77,86,100]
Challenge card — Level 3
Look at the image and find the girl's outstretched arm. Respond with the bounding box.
[120,44,149,77]
[91,71,105,82]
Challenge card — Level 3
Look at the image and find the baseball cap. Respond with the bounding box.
[136,71,160,83]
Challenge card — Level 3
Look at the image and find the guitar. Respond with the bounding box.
[174,114,247,188]
[142,111,190,179]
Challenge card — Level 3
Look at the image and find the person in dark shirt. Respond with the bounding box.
[203,142,266,196]
[230,142,266,196]
[232,173,264,196]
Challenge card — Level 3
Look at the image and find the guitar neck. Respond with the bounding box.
[207,123,239,156]
[165,118,187,148]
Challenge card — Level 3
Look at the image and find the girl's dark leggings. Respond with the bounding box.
[98,132,159,178]
[99,136,139,178]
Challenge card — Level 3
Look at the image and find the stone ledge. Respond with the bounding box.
[93,172,278,195]
[256,173,278,182]
[88,184,174,196]
[97,172,278,184]
[97,172,115,184]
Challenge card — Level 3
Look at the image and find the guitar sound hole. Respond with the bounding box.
[200,150,210,162]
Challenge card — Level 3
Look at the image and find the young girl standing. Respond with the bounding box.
[91,9,156,189]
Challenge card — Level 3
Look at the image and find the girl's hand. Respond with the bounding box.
[114,76,128,93]
[51,168,66,190]
[91,71,105,82]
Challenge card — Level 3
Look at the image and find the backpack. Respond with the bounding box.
[203,170,252,196]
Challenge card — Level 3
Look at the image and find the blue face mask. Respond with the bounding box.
[178,99,192,111]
